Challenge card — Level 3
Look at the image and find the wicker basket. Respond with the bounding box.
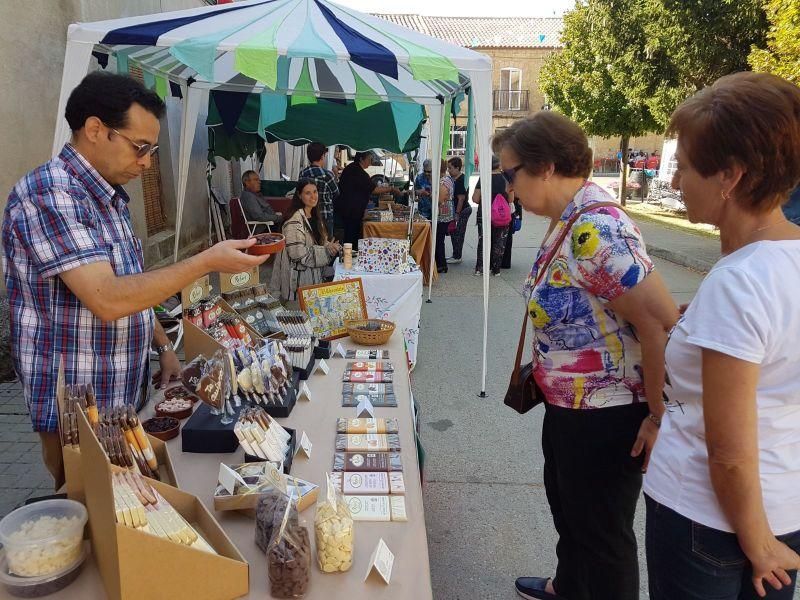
[344,319,396,346]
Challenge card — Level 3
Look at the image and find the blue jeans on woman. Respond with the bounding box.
[645,495,800,600]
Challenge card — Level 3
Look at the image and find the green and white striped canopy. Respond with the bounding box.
[73,0,487,104]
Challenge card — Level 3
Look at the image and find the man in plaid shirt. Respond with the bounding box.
[2,72,268,488]
[299,142,339,237]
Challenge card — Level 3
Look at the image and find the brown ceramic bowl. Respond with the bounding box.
[154,400,193,420]
[164,385,199,404]
[142,417,180,441]
[248,233,285,255]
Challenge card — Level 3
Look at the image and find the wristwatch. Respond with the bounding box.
[155,342,174,356]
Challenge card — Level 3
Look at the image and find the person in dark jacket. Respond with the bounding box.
[335,151,399,247]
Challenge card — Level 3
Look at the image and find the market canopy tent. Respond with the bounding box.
[52,0,496,395]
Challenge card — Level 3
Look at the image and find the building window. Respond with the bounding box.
[449,126,466,155]
[500,67,523,110]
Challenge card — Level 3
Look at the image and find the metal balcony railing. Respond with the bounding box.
[493,89,530,112]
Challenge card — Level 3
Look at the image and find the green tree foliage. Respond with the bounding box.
[749,0,800,83]
[541,0,768,201]
[641,0,768,126]
[540,1,660,202]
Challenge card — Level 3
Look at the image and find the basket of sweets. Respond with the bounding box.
[344,319,395,346]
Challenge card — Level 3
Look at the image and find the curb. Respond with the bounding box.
[646,244,715,274]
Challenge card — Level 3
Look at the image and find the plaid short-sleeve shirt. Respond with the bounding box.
[298,165,338,223]
[2,144,154,432]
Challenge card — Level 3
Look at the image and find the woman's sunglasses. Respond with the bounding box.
[104,123,159,158]
[501,164,523,185]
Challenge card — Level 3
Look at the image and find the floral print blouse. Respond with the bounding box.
[523,181,654,409]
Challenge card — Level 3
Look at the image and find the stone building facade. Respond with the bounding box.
[375,14,666,167]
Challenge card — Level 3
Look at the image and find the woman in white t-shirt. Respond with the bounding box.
[644,72,800,600]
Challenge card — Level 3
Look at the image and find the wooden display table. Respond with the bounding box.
[36,334,432,600]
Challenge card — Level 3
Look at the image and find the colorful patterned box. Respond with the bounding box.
[354,238,411,274]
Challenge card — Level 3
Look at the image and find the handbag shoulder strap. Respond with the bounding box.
[510,200,624,381]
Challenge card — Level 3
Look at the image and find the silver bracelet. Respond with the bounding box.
[647,413,662,428]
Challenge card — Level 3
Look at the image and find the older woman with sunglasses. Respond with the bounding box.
[643,72,800,600]
[493,112,678,600]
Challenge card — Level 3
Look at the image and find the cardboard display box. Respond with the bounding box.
[181,270,266,364]
[56,358,177,504]
[213,469,319,514]
[63,435,177,505]
[77,408,249,600]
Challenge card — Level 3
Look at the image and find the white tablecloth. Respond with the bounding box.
[334,259,423,367]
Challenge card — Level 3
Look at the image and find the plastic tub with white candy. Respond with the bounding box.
[0,499,87,592]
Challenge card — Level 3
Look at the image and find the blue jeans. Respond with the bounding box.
[645,495,800,600]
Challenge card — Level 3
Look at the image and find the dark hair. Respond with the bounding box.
[491,111,593,179]
[307,142,327,163]
[290,179,328,243]
[447,156,462,170]
[354,151,373,164]
[667,71,800,212]
[65,71,165,132]
[242,170,259,185]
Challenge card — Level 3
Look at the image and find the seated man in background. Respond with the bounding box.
[239,170,282,232]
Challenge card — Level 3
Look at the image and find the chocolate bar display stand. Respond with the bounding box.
[75,408,249,600]
[294,352,317,381]
[244,427,297,474]
[313,339,331,359]
[181,403,243,453]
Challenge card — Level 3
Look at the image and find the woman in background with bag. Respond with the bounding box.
[435,159,455,274]
[270,179,341,304]
[473,155,514,276]
[493,112,678,600]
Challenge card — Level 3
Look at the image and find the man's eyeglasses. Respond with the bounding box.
[104,123,158,158]
[501,164,523,185]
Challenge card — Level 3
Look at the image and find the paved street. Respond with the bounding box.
[1,202,796,599]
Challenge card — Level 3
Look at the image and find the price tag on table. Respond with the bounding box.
[313,359,330,376]
[298,381,312,401]
[364,538,394,585]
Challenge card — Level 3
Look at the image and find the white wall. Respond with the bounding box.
[0,0,207,281]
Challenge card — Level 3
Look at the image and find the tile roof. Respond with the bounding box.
[372,14,563,48]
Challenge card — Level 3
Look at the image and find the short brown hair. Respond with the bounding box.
[447,156,463,170]
[491,111,593,179]
[667,71,800,212]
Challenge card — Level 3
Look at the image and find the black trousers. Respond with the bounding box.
[343,217,362,248]
[501,224,514,268]
[435,222,450,270]
[542,401,648,600]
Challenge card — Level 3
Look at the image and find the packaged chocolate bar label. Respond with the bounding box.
[342,370,393,383]
[343,495,408,522]
[346,349,390,360]
[330,471,405,495]
[344,495,391,522]
[344,472,390,495]
[336,418,399,434]
[335,434,401,452]
[333,452,403,472]
[341,383,397,408]
[346,361,394,372]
